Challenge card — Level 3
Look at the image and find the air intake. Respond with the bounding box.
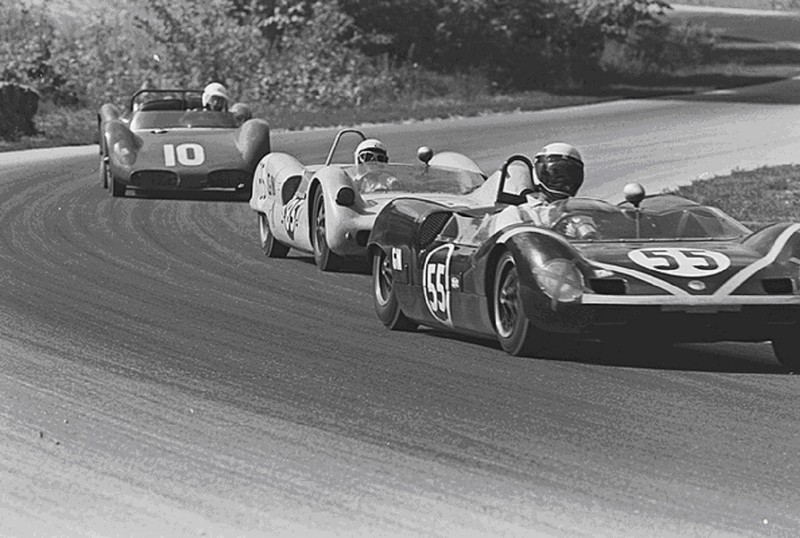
[419,212,451,248]
[762,278,793,295]
[589,278,627,295]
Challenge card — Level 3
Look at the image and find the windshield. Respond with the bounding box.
[131,110,239,130]
[351,163,484,196]
[549,196,751,241]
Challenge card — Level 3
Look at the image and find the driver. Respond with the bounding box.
[493,142,598,239]
[202,82,230,112]
[354,138,398,193]
[354,138,389,164]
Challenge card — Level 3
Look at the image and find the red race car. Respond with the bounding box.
[98,88,270,199]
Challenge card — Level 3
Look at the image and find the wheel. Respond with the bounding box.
[492,250,542,356]
[772,332,800,371]
[100,156,109,189]
[258,213,289,258]
[372,250,417,331]
[311,188,344,271]
[110,178,125,197]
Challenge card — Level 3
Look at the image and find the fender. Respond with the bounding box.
[492,225,595,332]
[370,198,456,251]
[105,120,142,178]
[235,118,271,171]
[310,166,361,253]
[250,152,305,211]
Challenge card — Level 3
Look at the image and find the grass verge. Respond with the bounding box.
[669,164,800,224]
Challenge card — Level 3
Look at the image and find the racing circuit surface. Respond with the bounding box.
[2,79,800,536]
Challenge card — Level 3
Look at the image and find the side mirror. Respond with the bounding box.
[623,182,646,208]
[417,146,433,165]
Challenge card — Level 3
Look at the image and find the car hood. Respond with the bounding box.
[132,128,245,171]
[574,239,782,295]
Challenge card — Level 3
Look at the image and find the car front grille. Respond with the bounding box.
[208,170,248,188]
[419,212,451,248]
[131,170,178,188]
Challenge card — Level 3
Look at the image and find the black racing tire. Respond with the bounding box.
[110,178,125,197]
[312,188,344,272]
[258,212,290,258]
[492,250,542,356]
[373,250,417,331]
[100,157,109,189]
[772,331,800,371]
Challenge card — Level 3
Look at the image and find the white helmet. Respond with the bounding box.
[354,138,388,164]
[533,142,584,199]
[202,82,229,111]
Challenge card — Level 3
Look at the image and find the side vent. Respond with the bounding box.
[419,212,451,248]
[762,278,793,295]
[589,278,627,295]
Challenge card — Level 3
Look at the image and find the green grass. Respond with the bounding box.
[669,164,800,223]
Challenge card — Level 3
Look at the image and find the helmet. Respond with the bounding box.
[202,82,229,111]
[533,142,584,200]
[354,139,388,164]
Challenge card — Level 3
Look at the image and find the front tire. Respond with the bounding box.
[373,250,417,331]
[312,188,344,271]
[100,156,109,189]
[493,250,541,356]
[258,213,289,258]
[772,331,800,371]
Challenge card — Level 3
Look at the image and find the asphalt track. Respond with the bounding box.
[2,78,800,536]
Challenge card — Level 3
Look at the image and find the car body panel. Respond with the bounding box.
[369,191,800,346]
[249,131,492,261]
[99,89,270,198]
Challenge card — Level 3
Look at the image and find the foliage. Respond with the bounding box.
[0,0,719,131]
[0,3,79,105]
[669,165,800,222]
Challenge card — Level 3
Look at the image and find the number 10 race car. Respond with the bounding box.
[98,89,271,199]
[369,155,800,369]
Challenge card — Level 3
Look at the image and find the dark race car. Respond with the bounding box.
[368,155,800,369]
[98,88,270,199]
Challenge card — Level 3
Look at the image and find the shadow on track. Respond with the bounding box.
[417,328,789,375]
[123,190,249,202]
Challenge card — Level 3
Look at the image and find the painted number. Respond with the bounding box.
[425,263,448,314]
[422,245,454,325]
[283,198,304,238]
[391,248,403,271]
[163,143,205,167]
[629,248,730,277]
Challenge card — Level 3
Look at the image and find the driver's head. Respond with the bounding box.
[354,139,388,164]
[202,82,229,111]
[534,142,584,202]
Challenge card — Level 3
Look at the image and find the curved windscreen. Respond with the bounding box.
[131,110,239,130]
[351,163,484,196]
[548,196,751,241]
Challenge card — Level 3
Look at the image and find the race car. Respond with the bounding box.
[98,88,271,199]
[249,128,503,271]
[368,154,800,369]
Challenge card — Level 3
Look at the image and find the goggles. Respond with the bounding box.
[358,150,388,164]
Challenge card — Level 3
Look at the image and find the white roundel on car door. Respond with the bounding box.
[423,244,455,326]
[628,247,730,278]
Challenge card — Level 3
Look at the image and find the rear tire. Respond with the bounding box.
[312,188,344,271]
[373,250,417,331]
[492,250,541,356]
[110,178,125,197]
[258,213,289,258]
[772,332,800,371]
